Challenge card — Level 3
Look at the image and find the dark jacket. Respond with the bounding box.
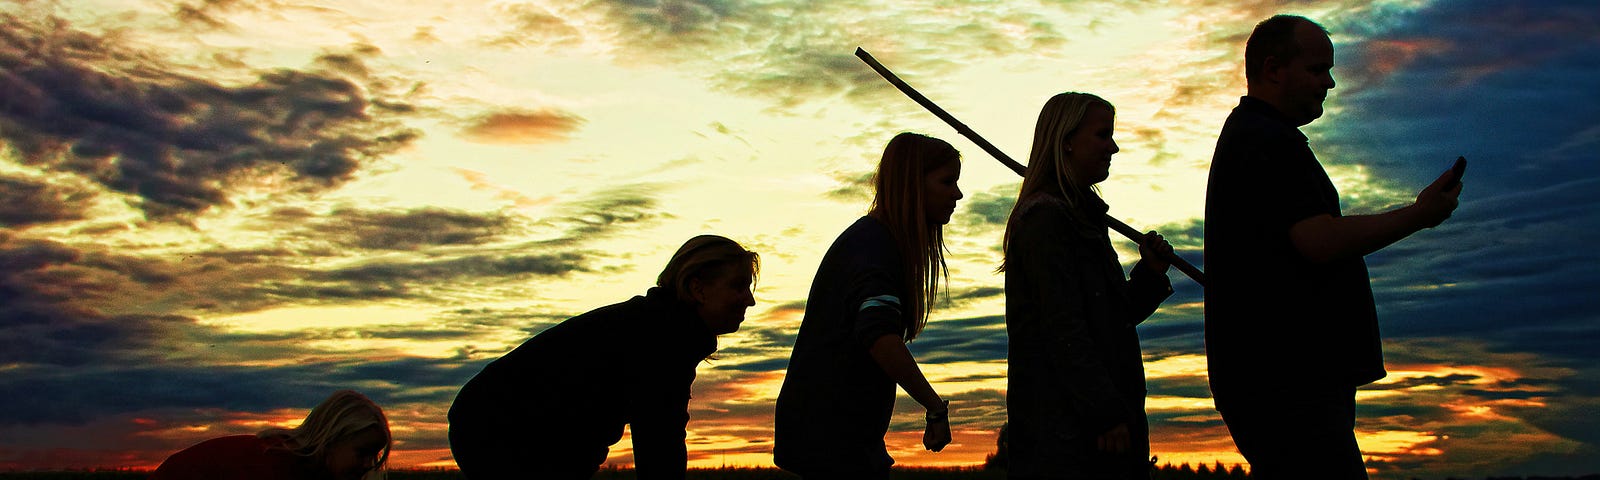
[774,216,908,475]
[1005,192,1172,478]
[448,287,716,479]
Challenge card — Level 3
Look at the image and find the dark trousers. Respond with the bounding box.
[1215,388,1367,480]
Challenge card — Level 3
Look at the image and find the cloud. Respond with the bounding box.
[458,109,586,145]
[0,14,419,221]
[907,314,1007,364]
[0,356,483,427]
[541,184,670,241]
[0,236,200,367]
[0,174,92,227]
[311,251,590,285]
[479,3,585,49]
[454,168,557,210]
[959,188,1016,227]
[502,0,1075,111]
[296,206,527,251]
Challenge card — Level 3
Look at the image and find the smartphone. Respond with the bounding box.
[1444,156,1467,190]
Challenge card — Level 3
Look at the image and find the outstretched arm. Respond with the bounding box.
[1291,165,1463,263]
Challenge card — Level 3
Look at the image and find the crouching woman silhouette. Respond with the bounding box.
[448,235,760,480]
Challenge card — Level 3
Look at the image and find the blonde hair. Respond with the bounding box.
[1001,92,1115,271]
[259,390,391,479]
[868,132,959,341]
[657,234,760,303]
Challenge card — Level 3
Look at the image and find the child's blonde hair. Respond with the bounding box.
[260,389,391,479]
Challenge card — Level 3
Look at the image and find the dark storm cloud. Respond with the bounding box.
[0,236,197,367]
[0,175,92,227]
[0,14,418,221]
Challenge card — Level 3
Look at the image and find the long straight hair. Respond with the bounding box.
[1000,92,1114,271]
[259,390,391,479]
[868,132,959,341]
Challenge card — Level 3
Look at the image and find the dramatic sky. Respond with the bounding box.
[2,0,1596,477]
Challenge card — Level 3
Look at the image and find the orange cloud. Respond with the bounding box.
[459,109,586,144]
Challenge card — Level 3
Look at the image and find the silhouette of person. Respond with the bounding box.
[1203,15,1463,479]
[1001,92,1175,480]
[447,235,759,480]
[150,389,391,480]
[773,132,962,480]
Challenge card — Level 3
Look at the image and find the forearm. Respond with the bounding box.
[1290,207,1429,263]
[866,334,944,411]
[631,419,688,479]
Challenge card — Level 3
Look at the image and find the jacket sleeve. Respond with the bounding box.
[1125,259,1174,325]
[1012,206,1126,434]
[630,362,693,480]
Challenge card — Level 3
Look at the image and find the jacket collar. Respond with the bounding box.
[644,286,718,359]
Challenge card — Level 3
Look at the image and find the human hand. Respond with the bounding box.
[1139,231,1173,274]
[923,401,951,452]
[1413,158,1464,228]
[1097,423,1130,453]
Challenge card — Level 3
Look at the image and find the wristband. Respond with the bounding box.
[925,400,950,423]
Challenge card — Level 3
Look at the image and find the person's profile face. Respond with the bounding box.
[1280,24,1336,125]
[920,160,963,226]
[1064,104,1118,188]
[693,268,756,335]
[322,425,385,480]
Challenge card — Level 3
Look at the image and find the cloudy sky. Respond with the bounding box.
[2,0,1597,477]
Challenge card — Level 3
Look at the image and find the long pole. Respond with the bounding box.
[855,47,1206,287]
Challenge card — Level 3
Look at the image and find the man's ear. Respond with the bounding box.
[1261,55,1286,84]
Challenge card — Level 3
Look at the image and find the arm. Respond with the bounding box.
[1290,167,1462,263]
[867,334,951,452]
[1127,231,1175,324]
[630,366,693,480]
[867,334,944,411]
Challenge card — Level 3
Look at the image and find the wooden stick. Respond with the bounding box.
[855,47,1206,287]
